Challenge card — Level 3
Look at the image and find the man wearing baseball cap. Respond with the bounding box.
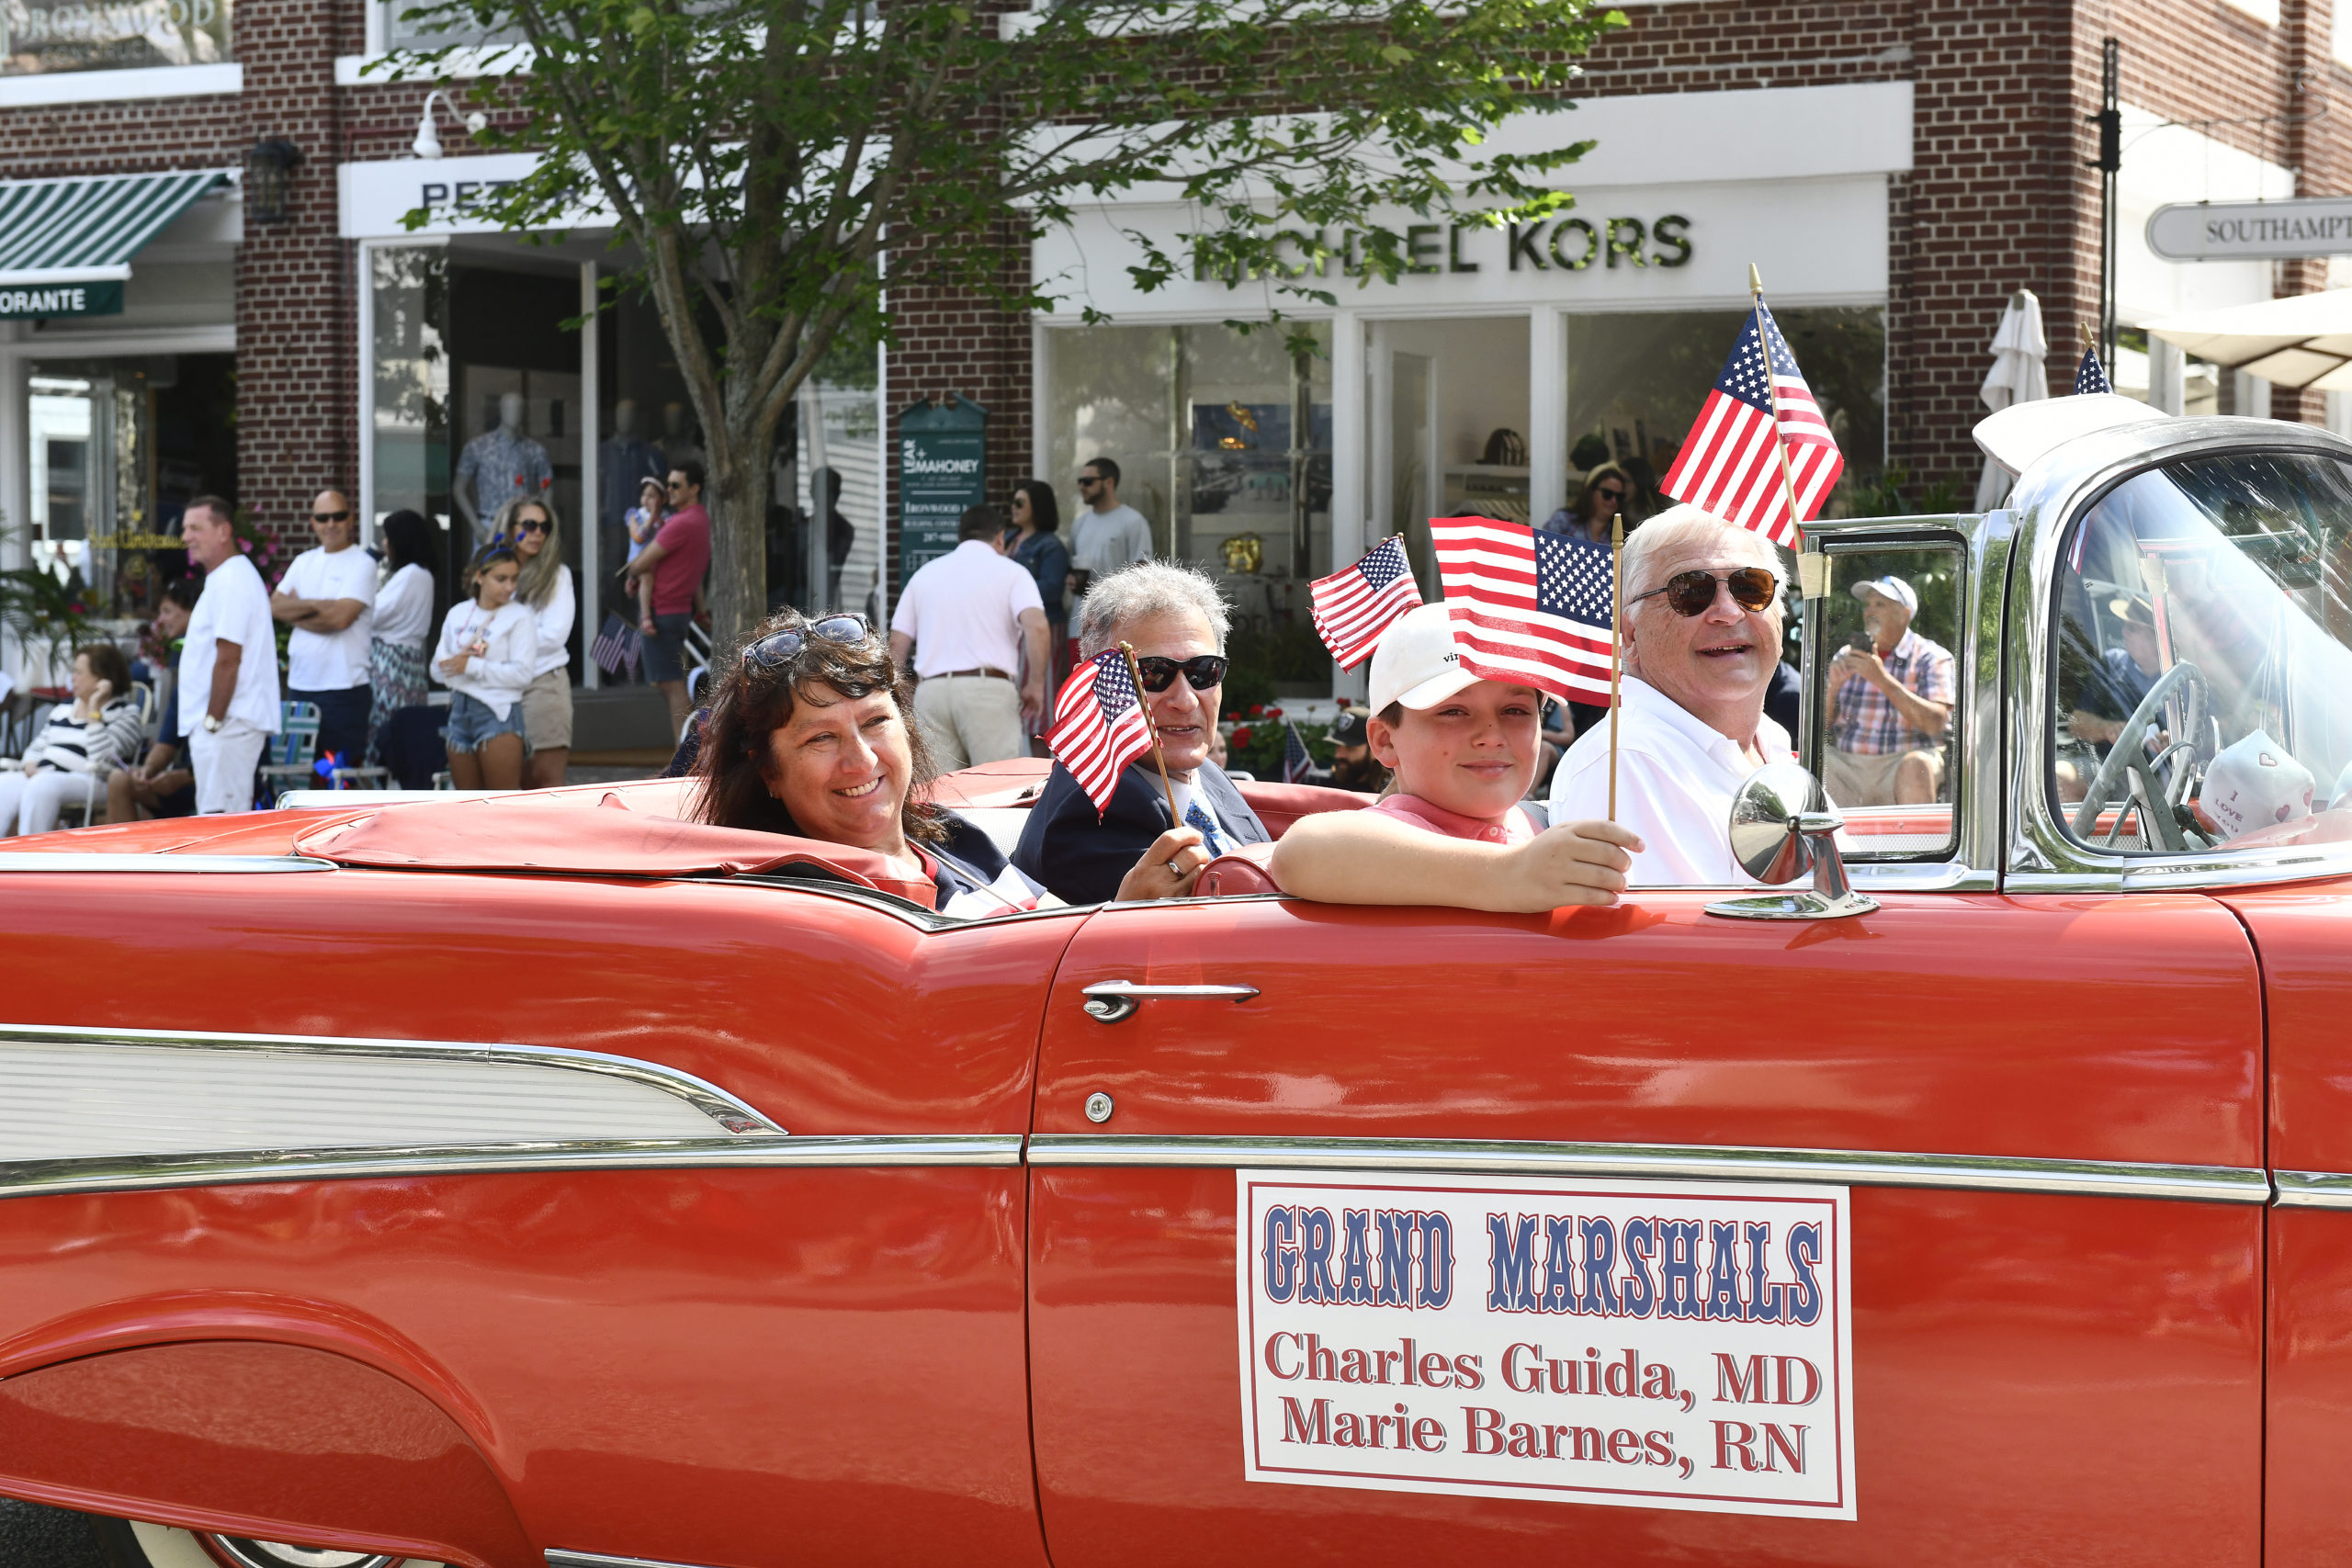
[1825,572,1955,807]
[1267,603,1639,909]
[1324,706,1387,793]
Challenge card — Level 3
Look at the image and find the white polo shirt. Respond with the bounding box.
[1548,674,1794,886]
[278,543,378,691]
[180,553,282,735]
[890,539,1045,679]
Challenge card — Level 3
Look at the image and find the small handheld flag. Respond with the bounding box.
[1310,536,1424,668]
[1430,516,1616,704]
[1046,650,1153,816]
[1282,722,1313,784]
[1660,290,1844,547]
[2074,339,2113,396]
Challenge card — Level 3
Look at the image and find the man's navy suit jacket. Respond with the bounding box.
[1012,759,1270,906]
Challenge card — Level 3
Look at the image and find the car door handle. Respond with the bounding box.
[1081,980,1261,1022]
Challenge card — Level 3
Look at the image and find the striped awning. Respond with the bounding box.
[0,169,235,288]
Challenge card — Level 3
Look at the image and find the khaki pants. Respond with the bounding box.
[912,674,1027,771]
[1826,745,1943,807]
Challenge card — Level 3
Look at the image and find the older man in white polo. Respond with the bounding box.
[1824,573,1954,807]
[1548,504,1795,886]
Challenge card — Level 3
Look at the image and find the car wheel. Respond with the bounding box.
[89,1517,443,1568]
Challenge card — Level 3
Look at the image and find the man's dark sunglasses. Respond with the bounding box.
[1627,567,1780,617]
[312,509,352,523]
[743,614,869,668]
[1132,653,1228,693]
[1076,474,1104,486]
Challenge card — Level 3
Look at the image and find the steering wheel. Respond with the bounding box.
[2069,660,2211,852]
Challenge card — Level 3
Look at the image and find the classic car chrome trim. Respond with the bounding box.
[548,1549,732,1568]
[0,1134,1027,1201]
[0,1022,786,1143]
[1026,1134,2272,1203]
[0,853,336,873]
[2005,419,2352,890]
[2272,1170,2352,1208]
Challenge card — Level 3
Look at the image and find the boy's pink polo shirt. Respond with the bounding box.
[1368,792,1541,846]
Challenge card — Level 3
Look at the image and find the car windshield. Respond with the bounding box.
[2053,448,2352,855]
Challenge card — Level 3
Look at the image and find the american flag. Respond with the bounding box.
[1047,650,1153,815]
[1430,517,1616,704]
[1660,299,1844,548]
[1282,722,1313,784]
[591,611,641,678]
[1310,536,1424,668]
[2075,344,2113,395]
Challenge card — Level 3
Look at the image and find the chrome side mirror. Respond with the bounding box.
[1705,762,1879,921]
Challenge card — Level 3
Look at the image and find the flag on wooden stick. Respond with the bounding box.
[1046,650,1153,815]
[1660,295,1844,547]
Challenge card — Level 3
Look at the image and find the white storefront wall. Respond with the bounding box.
[1030,82,1909,692]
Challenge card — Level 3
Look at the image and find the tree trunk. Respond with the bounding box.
[706,426,773,658]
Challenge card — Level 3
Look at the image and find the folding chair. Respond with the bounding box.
[256,701,323,807]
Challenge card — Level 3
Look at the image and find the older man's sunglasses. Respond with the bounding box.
[743,614,870,668]
[1132,653,1227,693]
[1628,567,1780,617]
[311,509,352,523]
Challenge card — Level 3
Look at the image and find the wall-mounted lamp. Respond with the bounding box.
[242,138,303,225]
[413,90,490,160]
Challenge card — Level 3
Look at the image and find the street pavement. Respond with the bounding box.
[0,1497,106,1566]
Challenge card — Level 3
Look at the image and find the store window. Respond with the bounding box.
[1042,321,1333,673]
[1374,316,1530,593]
[378,0,520,51]
[1565,308,1885,523]
[27,354,232,621]
[1,0,231,74]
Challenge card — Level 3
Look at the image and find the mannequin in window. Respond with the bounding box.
[660,400,706,471]
[454,390,552,550]
[600,397,665,591]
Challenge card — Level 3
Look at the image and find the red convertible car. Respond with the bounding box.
[6,409,2352,1568]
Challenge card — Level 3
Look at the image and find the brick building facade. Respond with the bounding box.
[0,0,2346,690]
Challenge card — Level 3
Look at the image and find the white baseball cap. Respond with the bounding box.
[1369,602,1481,713]
[1850,575,1917,615]
[2196,729,2314,840]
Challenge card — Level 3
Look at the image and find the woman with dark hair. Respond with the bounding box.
[1542,461,1632,543]
[694,610,1207,916]
[1006,480,1070,687]
[368,509,441,765]
[0,643,141,835]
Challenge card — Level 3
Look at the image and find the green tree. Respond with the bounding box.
[384,0,1625,649]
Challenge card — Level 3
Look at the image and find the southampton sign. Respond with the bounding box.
[1237,1169,1855,1520]
[2146,197,2352,262]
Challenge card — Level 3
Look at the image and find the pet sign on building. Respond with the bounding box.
[1237,1170,1855,1519]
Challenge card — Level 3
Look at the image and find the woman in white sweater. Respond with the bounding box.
[1,643,145,835]
[496,496,576,789]
[433,546,537,790]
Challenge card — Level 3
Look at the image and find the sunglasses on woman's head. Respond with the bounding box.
[1131,653,1228,693]
[1628,567,1780,617]
[743,614,870,669]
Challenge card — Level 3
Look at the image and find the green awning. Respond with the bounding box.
[0,168,233,287]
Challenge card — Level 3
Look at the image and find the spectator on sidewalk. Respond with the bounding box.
[368,510,439,767]
[272,488,377,768]
[179,495,280,814]
[625,459,713,738]
[108,579,200,823]
[1068,457,1152,637]
[1007,479,1071,687]
[888,503,1049,769]
[503,496,576,789]
[0,644,142,836]
[434,547,537,790]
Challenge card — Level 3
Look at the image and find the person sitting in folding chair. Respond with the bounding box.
[0,645,143,837]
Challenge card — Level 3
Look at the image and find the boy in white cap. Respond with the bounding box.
[1267,603,1640,910]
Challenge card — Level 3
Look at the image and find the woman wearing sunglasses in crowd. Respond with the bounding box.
[1011,561,1272,905]
[1547,503,1801,886]
[694,610,1215,916]
[496,496,577,789]
[1542,460,1634,545]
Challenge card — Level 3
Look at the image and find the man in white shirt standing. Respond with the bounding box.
[888,503,1050,769]
[271,489,377,768]
[179,495,282,814]
[1067,457,1153,631]
[1549,504,1796,886]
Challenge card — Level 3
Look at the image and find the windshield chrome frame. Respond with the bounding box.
[1798,511,2010,894]
[2003,416,2352,892]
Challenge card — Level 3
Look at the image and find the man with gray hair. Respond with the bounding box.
[1548,503,1797,885]
[1013,559,1269,903]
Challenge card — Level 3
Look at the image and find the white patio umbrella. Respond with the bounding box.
[1975,288,2048,510]
[2145,290,2352,391]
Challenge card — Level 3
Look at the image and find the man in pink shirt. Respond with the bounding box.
[624,458,715,736]
[1269,603,1639,909]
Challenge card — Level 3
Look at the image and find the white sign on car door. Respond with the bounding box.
[1236,1169,1856,1520]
